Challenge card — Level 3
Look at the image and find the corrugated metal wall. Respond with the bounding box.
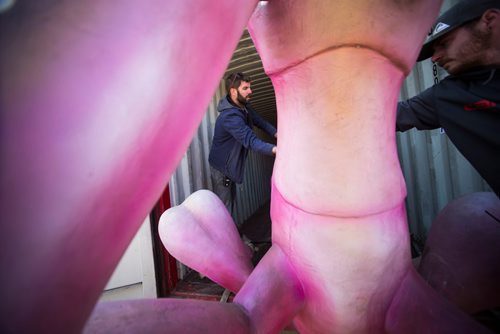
[397,0,492,239]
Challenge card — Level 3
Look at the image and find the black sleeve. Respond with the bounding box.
[396,85,441,132]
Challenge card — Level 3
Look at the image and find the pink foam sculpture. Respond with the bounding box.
[1,0,499,333]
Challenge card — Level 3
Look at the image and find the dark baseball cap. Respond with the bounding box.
[417,0,500,61]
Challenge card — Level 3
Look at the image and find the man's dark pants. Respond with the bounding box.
[210,166,237,225]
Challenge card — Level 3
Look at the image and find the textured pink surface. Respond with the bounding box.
[0,0,258,332]
[85,298,252,334]
[159,190,253,293]
[1,0,497,333]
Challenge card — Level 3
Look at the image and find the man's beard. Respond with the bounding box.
[237,91,250,106]
[455,25,491,74]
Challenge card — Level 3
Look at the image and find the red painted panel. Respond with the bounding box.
[150,184,178,296]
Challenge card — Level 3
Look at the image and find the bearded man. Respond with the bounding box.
[208,72,277,229]
[396,0,500,326]
[396,0,500,196]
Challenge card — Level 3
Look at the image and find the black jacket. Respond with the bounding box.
[209,96,276,183]
[397,67,500,195]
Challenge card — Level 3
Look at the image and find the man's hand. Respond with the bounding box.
[272,146,277,154]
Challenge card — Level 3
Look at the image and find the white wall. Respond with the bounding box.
[102,216,156,300]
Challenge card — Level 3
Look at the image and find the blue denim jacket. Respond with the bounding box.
[209,96,276,183]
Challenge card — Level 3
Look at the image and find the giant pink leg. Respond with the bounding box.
[248,0,491,332]
[0,1,258,332]
[385,266,493,334]
[233,245,305,333]
[84,299,251,334]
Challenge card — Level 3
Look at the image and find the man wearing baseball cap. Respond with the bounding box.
[397,0,500,196]
[395,1,500,330]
